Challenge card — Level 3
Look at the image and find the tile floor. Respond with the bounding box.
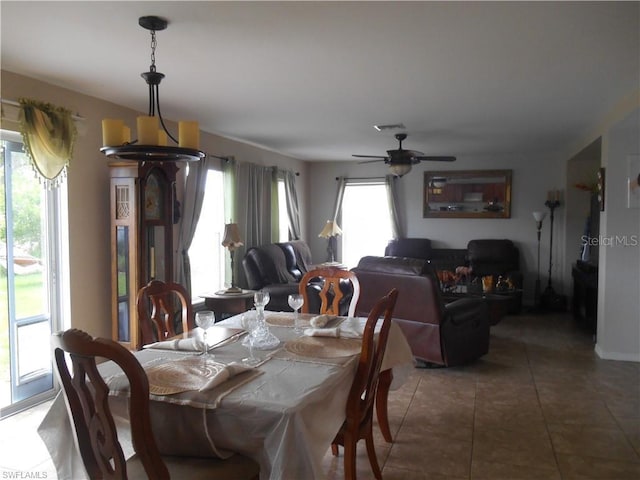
[1,312,638,479]
[321,312,640,480]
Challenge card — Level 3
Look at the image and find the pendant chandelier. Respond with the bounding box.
[100,16,205,162]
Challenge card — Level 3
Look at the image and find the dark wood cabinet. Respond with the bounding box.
[572,261,598,336]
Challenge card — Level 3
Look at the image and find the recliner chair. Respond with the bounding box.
[242,240,313,311]
[352,256,490,366]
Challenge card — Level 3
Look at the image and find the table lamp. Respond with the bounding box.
[221,223,244,293]
[318,220,342,263]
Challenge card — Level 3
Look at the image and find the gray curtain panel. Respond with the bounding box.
[283,169,301,240]
[385,174,404,239]
[232,162,277,288]
[175,156,214,293]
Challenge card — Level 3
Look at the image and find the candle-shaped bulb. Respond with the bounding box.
[102,119,124,146]
[137,116,159,145]
[158,130,168,146]
[122,126,131,144]
[179,121,200,149]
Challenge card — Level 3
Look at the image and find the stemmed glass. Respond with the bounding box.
[288,293,304,334]
[195,310,215,358]
[254,290,270,317]
[240,310,261,366]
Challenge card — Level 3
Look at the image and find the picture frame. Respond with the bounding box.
[628,156,640,209]
[423,170,512,218]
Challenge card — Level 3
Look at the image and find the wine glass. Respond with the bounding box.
[288,294,304,334]
[195,310,215,357]
[240,310,261,366]
[254,290,270,314]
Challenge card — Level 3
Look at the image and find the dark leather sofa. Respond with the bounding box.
[352,256,490,366]
[385,238,523,313]
[242,240,313,311]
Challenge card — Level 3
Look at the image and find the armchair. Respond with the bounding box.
[242,240,313,311]
[352,256,489,366]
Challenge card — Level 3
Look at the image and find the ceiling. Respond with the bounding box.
[1,1,638,162]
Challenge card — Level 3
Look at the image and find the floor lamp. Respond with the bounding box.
[532,211,546,308]
[540,191,565,310]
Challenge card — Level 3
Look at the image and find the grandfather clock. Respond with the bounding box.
[109,161,178,350]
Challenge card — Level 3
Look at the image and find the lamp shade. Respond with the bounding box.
[318,220,343,238]
[532,211,547,222]
[221,223,244,250]
[388,163,412,177]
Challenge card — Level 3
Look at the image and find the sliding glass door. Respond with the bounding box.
[1,131,66,416]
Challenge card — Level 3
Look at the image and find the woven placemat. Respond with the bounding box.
[266,314,344,328]
[266,314,310,327]
[284,336,361,358]
[145,357,228,395]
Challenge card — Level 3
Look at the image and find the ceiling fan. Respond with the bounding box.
[353,133,456,177]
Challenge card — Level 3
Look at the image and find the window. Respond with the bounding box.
[277,178,290,242]
[341,182,393,268]
[188,169,226,297]
[1,130,68,417]
[190,170,292,296]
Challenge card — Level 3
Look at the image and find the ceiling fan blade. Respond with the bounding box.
[353,154,388,159]
[415,155,457,162]
[406,150,425,157]
[357,158,387,164]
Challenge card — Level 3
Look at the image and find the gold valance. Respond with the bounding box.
[19,98,77,188]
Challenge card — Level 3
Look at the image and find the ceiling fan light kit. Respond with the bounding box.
[100,16,205,163]
[373,123,406,132]
[388,164,412,177]
[353,133,456,177]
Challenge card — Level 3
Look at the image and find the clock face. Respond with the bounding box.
[144,173,163,220]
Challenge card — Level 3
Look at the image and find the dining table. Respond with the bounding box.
[38,311,415,480]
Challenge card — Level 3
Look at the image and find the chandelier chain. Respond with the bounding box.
[150,30,157,72]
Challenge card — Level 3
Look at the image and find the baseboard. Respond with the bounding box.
[595,343,640,362]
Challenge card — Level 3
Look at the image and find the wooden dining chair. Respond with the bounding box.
[299,266,361,317]
[136,280,193,348]
[331,288,399,480]
[51,328,260,480]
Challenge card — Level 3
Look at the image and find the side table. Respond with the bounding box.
[200,290,255,322]
[442,289,521,325]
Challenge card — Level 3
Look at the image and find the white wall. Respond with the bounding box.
[596,107,640,361]
[308,151,568,305]
[1,71,308,339]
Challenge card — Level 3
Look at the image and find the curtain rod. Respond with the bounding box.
[1,98,85,121]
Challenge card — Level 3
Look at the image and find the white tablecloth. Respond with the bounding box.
[38,314,414,480]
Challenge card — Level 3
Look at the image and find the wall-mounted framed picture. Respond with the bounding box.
[628,156,640,209]
[596,167,605,211]
[423,169,512,218]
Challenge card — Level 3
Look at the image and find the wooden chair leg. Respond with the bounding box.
[376,369,393,443]
[365,428,382,480]
[343,436,357,480]
[331,443,339,456]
